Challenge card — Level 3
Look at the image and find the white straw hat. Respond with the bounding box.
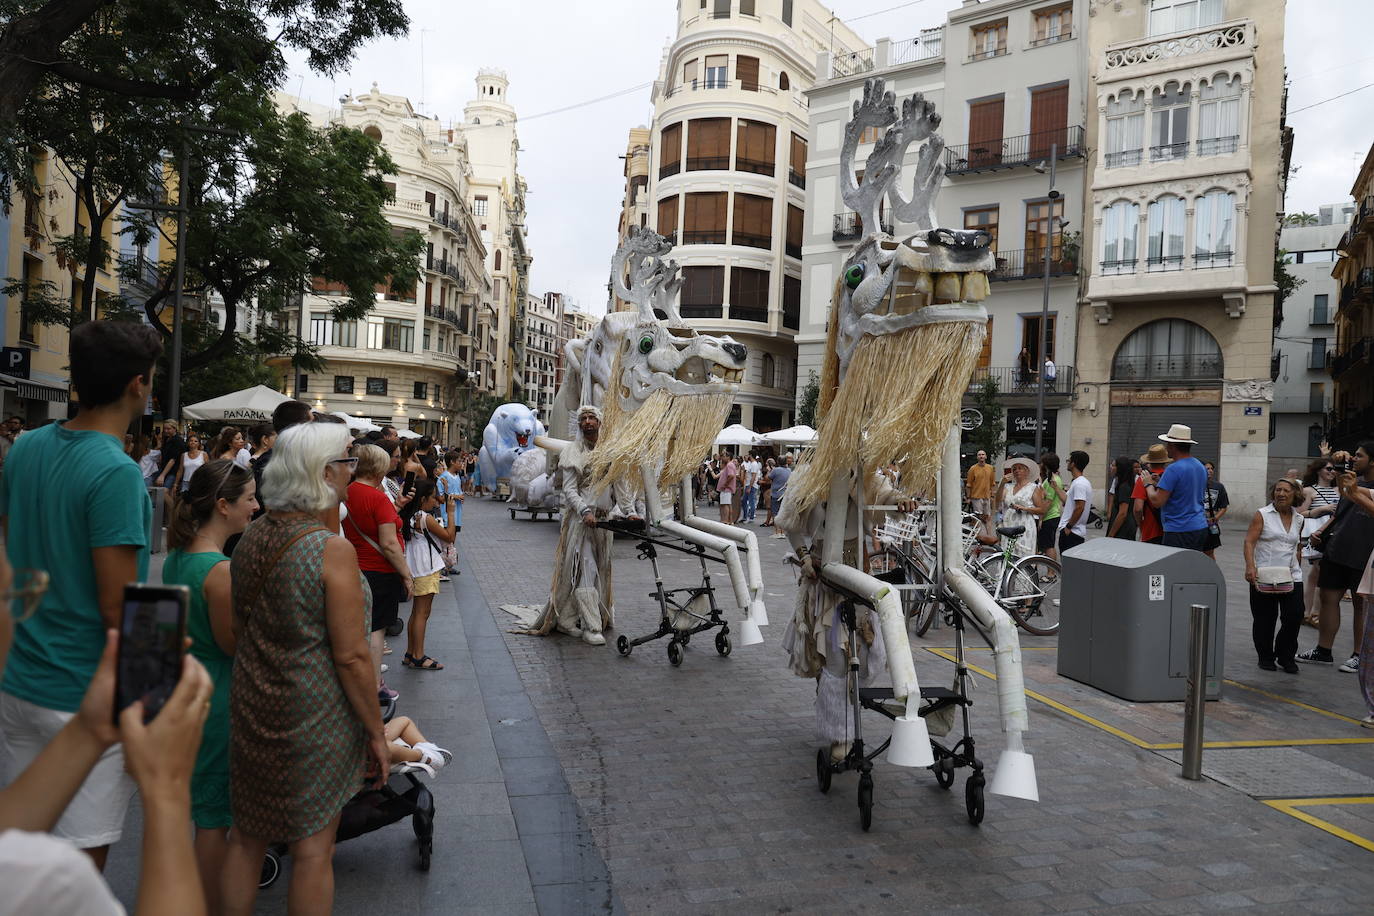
[1158,424,1197,444]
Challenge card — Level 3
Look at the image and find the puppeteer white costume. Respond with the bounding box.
[523,405,634,645]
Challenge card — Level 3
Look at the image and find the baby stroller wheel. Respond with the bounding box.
[816,748,832,794]
[667,641,684,666]
[386,617,404,638]
[616,635,632,656]
[715,632,731,656]
[965,772,986,825]
[259,850,282,889]
[857,773,874,832]
[933,756,955,790]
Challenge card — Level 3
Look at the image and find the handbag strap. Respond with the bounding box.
[242,523,329,614]
[344,511,386,555]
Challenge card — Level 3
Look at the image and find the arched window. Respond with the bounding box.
[779,71,790,90]
[363,126,382,142]
[1199,75,1242,155]
[494,250,502,271]
[1101,200,1140,274]
[761,353,775,388]
[1146,194,1185,270]
[1150,81,1190,160]
[472,117,481,125]
[1104,89,1144,167]
[1194,190,1235,266]
[1112,319,1221,381]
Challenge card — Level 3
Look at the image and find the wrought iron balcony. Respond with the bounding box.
[681,229,727,245]
[967,366,1076,398]
[945,125,1085,175]
[732,231,771,250]
[832,212,891,242]
[1105,149,1143,169]
[1338,267,1374,316]
[1197,135,1239,156]
[735,157,774,176]
[1331,337,1372,379]
[1310,303,1334,325]
[990,248,1077,281]
[831,47,875,80]
[1150,141,1189,162]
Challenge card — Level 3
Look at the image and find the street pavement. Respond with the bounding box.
[103,495,1374,914]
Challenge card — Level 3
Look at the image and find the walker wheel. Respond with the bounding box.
[259,850,281,889]
[616,635,632,656]
[965,772,985,825]
[418,836,432,871]
[858,772,874,832]
[816,748,832,794]
[680,631,690,646]
[667,641,684,666]
[715,632,732,656]
[933,757,955,790]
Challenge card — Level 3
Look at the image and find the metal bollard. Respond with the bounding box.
[1181,603,1210,780]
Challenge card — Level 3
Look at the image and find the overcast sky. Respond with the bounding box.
[285,0,1374,316]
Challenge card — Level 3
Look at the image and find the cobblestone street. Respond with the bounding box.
[466,495,1374,914]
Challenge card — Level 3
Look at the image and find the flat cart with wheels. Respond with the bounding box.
[601,520,733,667]
[812,584,986,831]
[508,503,560,521]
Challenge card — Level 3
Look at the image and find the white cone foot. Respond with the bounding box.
[988,749,1039,801]
[749,598,769,627]
[885,714,935,767]
[738,618,764,646]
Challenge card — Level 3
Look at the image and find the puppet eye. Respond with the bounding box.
[845,263,865,289]
[638,335,654,354]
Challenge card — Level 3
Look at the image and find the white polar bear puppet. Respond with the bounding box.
[509,448,559,508]
[477,403,547,488]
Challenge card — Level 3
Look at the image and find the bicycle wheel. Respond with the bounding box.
[976,553,1006,596]
[1002,555,1062,635]
[873,548,937,636]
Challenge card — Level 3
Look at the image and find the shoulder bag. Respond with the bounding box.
[239,523,330,618]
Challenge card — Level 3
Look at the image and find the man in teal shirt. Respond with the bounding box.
[0,320,160,868]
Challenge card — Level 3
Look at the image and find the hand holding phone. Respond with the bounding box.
[403,471,417,493]
[114,584,190,725]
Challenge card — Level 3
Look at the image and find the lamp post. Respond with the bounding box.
[1033,142,1059,461]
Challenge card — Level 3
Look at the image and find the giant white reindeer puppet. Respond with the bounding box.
[777,80,1037,800]
[525,227,770,641]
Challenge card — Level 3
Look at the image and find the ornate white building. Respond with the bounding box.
[1078,0,1288,514]
[630,0,868,433]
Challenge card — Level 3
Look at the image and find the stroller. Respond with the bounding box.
[259,696,437,888]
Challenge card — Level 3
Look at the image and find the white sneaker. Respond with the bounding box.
[414,742,452,769]
[1363,715,1374,729]
[1339,655,1360,673]
[380,663,389,674]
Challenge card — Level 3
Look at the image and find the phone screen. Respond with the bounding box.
[114,585,188,724]
[403,471,417,492]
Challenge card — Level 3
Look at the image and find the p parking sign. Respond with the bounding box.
[0,347,30,379]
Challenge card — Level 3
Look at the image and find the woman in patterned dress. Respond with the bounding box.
[220,423,388,916]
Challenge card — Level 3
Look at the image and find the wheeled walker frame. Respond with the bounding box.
[603,521,733,667]
[814,587,985,831]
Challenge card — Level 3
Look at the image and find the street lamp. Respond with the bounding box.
[1032,144,1059,461]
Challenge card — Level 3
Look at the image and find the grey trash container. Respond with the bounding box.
[1057,539,1224,701]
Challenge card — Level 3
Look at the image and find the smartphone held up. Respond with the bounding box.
[114,584,189,725]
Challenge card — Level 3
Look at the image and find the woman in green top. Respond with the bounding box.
[162,457,258,915]
[1033,453,1066,562]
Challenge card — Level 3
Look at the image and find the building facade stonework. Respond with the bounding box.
[1331,149,1374,452]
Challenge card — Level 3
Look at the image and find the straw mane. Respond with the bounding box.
[788,282,985,515]
[589,347,735,492]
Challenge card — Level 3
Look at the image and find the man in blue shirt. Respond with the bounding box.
[0,321,160,867]
[1142,423,1209,552]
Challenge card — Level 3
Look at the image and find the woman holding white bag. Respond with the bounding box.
[1243,478,1306,674]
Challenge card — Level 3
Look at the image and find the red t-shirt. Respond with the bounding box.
[344,481,403,573]
[1131,477,1163,543]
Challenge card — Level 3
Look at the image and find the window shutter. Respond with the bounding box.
[967,97,1005,167]
[787,205,803,250]
[661,123,682,167]
[1029,84,1069,159]
[657,196,679,238]
[737,56,760,91]
[978,316,993,369]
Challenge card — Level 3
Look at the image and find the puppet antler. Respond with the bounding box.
[886,92,946,231]
[839,79,899,237]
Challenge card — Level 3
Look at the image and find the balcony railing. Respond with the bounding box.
[1308,349,1333,371]
[1099,258,1139,275]
[1311,304,1334,325]
[1328,404,1374,448]
[686,156,729,171]
[788,169,806,189]
[1111,354,1223,381]
[1146,254,1186,271]
[990,248,1077,281]
[1192,250,1234,268]
[1104,21,1252,71]
[680,304,722,319]
[831,47,875,80]
[967,46,1009,63]
[832,212,892,242]
[1197,135,1239,156]
[1150,141,1189,161]
[1338,267,1374,315]
[659,160,681,180]
[945,125,1085,174]
[424,304,461,327]
[662,79,778,99]
[681,229,727,245]
[1028,31,1073,48]
[968,366,1076,397]
[729,306,768,323]
[1331,337,1372,379]
[732,231,771,250]
[891,29,944,65]
[735,157,774,176]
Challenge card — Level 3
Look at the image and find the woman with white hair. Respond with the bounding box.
[220,423,388,915]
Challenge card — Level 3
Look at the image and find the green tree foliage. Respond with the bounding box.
[0,0,407,129]
[1282,212,1319,227]
[966,373,1006,463]
[796,372,819,428]
[1273,249,1305,328]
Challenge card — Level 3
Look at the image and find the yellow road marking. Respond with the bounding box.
[1263,798,1374,854]
[1222,678,1367,725]
[923,647,1374,750]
